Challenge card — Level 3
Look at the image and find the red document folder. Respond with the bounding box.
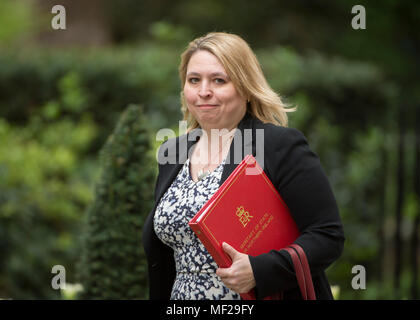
[189,155,300,300]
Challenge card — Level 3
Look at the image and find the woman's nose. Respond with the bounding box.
[198,81,212,97]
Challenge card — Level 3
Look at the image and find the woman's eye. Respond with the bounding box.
[187,77,225,84]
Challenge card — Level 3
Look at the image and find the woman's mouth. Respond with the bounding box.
[198,104,219,109]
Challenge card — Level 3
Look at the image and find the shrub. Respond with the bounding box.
[78,104,155,299]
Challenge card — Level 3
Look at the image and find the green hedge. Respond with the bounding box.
[0,45,182,141]
[77,104,155,299]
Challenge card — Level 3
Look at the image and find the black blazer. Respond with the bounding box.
[142,112,345,300]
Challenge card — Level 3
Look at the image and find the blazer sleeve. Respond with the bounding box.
[248,127,345,299]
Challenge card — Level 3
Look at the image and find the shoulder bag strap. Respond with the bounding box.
[283,244,316,300]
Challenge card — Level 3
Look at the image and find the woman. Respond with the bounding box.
[142,32,345,300]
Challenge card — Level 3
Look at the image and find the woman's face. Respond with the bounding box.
[184,50,247,131]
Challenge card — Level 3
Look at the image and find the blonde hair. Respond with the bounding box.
[178,32,295,130]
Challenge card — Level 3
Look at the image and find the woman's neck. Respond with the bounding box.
[203,126,235,142]
[193,127,236,166]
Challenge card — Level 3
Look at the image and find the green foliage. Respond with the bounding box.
[78,105,155,299]
[0,0,36,46]
[148,21,193,46]
[0,44,181,133]
[259,46,390,133]
[0,114,98,299]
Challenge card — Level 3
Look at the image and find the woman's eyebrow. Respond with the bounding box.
[186,71,228,78]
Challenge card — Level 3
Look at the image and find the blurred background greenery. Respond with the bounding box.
[0,0,418,300]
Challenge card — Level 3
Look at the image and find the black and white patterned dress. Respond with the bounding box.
[153,157,241,300]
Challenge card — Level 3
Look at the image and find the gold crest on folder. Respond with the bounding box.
[236,206,253,227]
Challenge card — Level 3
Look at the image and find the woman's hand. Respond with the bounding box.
[216,242,256,294]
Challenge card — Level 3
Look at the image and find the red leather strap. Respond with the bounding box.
[283,247,308,299]
[289,244,316,300]
[283,244,316,300]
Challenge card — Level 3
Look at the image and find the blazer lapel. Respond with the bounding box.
[154,129,201,203]
[220,112,256,184]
